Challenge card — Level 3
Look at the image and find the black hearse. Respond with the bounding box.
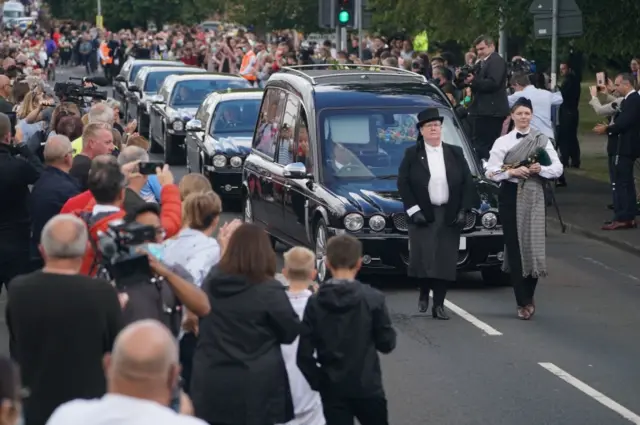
[241,64,506,283]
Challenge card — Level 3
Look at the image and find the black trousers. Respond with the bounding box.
[419,278,448,307]
[322,395,388,425]
[499,182,538,307]
[558,109,580,167]
[179,332,198,394]
[608,155,637,222]
[471,115,505,161]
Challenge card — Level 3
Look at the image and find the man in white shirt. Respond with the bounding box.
[508,73,563,141]
[46,320,206,425]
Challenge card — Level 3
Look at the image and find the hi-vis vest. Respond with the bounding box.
[239,51,257,81]
[100,42,113,65]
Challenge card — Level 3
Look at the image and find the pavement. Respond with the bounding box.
[3,66,639,424]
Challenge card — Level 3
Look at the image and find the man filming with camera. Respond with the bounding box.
[462,35,510,160]
[0,112,43,290]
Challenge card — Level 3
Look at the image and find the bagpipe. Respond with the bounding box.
[500,146,552,172]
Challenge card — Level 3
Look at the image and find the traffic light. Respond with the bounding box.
[336,0,354,27]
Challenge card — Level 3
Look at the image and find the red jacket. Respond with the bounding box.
[61,184,182,239]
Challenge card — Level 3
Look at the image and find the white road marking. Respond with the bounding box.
[539,362,640,424]
[431,295,503,336]
[580,257,640,282]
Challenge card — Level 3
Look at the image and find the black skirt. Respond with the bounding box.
[407,206,460,281]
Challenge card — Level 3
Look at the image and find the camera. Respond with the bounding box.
[54,79,107,107]
[508,58,533,79]
[455,62,482,87]
[95,220,157,290]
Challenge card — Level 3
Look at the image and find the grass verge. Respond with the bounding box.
[565,154,609,183]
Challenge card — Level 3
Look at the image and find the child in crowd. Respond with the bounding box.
[277,246,324,425]
[297,235,396,425]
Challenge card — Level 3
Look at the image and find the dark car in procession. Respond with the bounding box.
[241,64,506,284]
[185,89,263,198]
[126,66,208,136]
[148,74,252,165]
[113,58,186,119]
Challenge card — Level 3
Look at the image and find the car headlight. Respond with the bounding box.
[481,212,498,229]
[172,120,184,131]
[369,215,386,232]
[212,155,227,168]
[344,213,364,232]
[230,156,242,168]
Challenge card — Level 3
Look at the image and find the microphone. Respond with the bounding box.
[611,102,619,110]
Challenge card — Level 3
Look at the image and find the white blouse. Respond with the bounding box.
[407,142,450,216]
[485,128,564,184]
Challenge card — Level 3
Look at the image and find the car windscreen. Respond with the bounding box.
[209,99,261,139]
[144,70,195,92]
[4,11,23,18]
[317,107,477,181]
[169,79,251,107]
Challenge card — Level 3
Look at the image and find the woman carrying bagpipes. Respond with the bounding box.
[484,97,564,320]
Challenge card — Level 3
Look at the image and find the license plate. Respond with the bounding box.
[409,237,467,251]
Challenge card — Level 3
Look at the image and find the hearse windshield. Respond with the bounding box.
[317,107,477,180]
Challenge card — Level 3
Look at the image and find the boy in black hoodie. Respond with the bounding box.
[297,234,396,425]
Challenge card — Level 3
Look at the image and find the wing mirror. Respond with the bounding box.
[148,94,165,104]
[283,162,308,179]
[186,119,204,132]
[128,84,140,93]
[114,75,126,83]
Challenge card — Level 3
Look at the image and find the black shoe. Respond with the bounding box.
[418,298,429,313]
[432,305,449,320]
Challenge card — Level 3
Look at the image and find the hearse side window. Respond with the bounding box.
[276,96,300,166]
[254,89,286,158]
[158,85,170,104]
[195,94,215,124]
[294,110,312,174]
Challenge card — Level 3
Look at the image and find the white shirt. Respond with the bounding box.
[508,85,563,139]
[45,394,208,425]
[92,204,120,217]
[485,128,564,184]
[406,143,449,216]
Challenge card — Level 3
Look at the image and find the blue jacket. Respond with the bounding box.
[29,166,81,256]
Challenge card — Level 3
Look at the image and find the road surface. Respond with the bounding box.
[3,65,638,425]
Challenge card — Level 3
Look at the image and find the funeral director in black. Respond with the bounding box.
[397,108,474,320]
[485,97,563,320]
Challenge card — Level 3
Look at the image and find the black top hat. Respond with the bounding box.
[416,108,444,129]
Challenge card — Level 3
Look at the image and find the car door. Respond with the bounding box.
[272,93,304,244]
[249,88,286,232]
[149,85,169,144]
[281,102,314,245]
[188,95,215,173]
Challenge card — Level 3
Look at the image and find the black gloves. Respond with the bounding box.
[454,210,467,229]
[411,211,428,226]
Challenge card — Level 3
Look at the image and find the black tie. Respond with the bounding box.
[516,132,526,139]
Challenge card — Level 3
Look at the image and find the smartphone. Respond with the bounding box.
[139,161,164,175]
[596,72,605,86]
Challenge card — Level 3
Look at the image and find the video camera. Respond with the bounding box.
[455,61,482,87]
[95,219,158,290]
[54,76,109,107]
[508,57,533,79]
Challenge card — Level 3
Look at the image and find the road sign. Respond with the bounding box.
[528,0,579,14]
[533,12,583,39]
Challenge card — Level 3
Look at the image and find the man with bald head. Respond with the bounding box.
[0,75,13,114]
[7,214,124,425]
[46,320,205,425]
[29,135,81,268]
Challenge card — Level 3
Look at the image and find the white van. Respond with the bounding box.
[3,1,26,28]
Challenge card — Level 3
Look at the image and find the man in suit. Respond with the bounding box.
[594,73,640,230]
[558,61,582,169]
[463,35,510,160]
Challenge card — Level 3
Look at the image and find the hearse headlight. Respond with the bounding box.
[212,155,227,168]
[369,215,386,232]
[481,211,498,229]
[344,213,364,232]
[172,120,184,131]
[230,156,242,168]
